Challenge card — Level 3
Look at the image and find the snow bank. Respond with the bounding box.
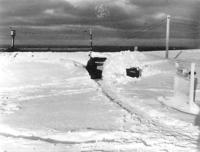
[102,51,165,84]
[100,50,199,128]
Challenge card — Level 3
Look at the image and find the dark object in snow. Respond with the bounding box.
[189,71,197,75]
[176,67,196,79]
[126,67,142,78]
[86,57,107,79]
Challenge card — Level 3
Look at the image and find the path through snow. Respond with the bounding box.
[0,51,200,152]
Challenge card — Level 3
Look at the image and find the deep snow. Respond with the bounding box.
[0,50,200,151]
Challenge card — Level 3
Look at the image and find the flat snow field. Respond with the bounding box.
[0,50,200,152]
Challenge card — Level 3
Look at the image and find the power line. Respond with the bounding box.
[130,18,166,39]
[132,18,166,33]
[171,17,199,27]
[171,16,199,24]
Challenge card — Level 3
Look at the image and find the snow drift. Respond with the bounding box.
[1,51,200,152]
[102,51,167,84]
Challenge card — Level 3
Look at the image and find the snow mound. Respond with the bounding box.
[102,51,164,84]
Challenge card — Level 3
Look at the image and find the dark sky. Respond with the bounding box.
[0,0,200,46]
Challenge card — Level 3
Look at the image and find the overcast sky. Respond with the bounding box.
[0,0,200,46]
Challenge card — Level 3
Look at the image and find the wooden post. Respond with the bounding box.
[89,28,93,51]
[165,15,170,59]
[12,36,15,48]
[10,29,16,49]
[189,63,195,105]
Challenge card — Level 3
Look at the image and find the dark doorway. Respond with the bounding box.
[86,57,107,79]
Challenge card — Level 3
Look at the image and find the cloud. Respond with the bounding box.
[0,0,200,46]
[44,9,55,15]
[0,0,148,29]
[129,0,170,7]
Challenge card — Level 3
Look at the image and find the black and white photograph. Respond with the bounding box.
[0,0,200,151]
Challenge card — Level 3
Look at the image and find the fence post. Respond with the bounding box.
[165,15,170,59]
[189,63,195,105]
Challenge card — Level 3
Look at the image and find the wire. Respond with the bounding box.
[131,18,166,33]
[171,17,199,28]
[129,19,166,39]
[171,16,199,23]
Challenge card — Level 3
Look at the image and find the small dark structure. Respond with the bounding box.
[126,67,142,78]
[10,29,16,49]
[86,57,107,79]
[5,28,20,52]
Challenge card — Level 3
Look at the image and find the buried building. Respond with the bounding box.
[86,54,107,79]
[86,51,144,80]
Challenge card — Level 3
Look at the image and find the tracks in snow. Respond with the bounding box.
[0,59,198,151]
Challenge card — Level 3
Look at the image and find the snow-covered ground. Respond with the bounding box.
[0,50,200,152]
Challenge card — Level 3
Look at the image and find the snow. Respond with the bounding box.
[0,50,200,151]
[103,51,170,85]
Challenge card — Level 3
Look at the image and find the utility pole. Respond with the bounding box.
[165,15,170,59]
[10,28,16,49]
[89,28,93,51]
